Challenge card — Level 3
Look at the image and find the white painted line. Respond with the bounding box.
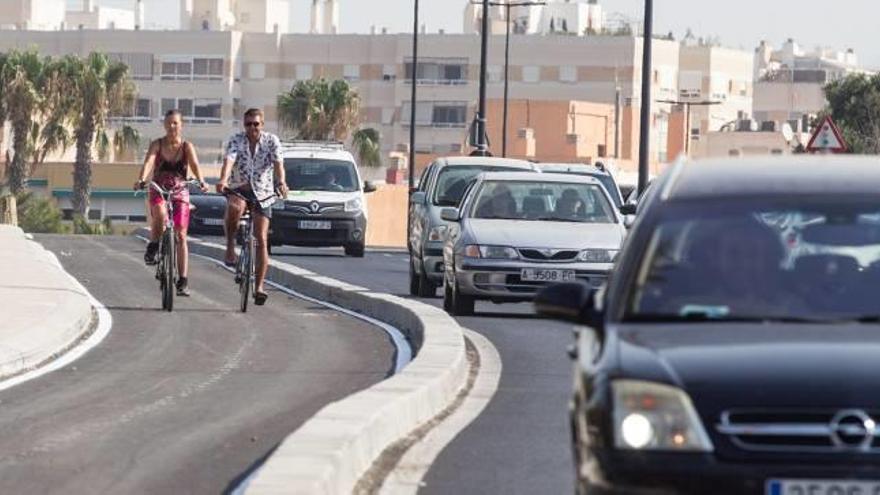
[379,329,502,494]
[0,251,113,393]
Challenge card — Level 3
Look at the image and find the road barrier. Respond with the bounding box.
[178,237,468,494]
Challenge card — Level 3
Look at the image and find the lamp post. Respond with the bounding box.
[656,99,722,156]
[637,0,653,196]
[474,0,491,155]
[472,0,545,157]
[408,0,419,189]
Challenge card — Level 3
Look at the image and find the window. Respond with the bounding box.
[113,97,151,122]
[108,53,153,80]
[193,58,223,80]
[401,101,468,128]
[522,66,540,83]
[296,64,313,80]
[381,108,394,125]
[344,64,360,81]
[161,61,192,80]
[249,63,265,80]
[405,58,468,85]
[488,65,502,83]
[560,65,577,83]
[382,64,396,81]
[193,99,222,123]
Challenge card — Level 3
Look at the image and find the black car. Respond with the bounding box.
[537,156,880,495]
[188,181,226,236]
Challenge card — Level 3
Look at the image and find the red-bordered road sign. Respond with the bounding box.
[806,116,848,153]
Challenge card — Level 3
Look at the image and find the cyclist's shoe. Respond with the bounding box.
[176,277,190,297]
[144,241,159,265]
[255,291,268,306]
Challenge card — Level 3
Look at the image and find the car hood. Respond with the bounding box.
[615,324,880,410]
[466,219,624,249]
[285,190,359,203]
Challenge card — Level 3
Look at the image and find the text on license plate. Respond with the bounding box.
[299,220,332,230]
[768,479,880,495]
[202,218,224,225]
[521,269,576,282]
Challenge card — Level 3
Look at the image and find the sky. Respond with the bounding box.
[72,0,880,69]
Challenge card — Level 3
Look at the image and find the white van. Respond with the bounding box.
[269,141,377,257]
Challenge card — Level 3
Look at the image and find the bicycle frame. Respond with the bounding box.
[224,188,275,312]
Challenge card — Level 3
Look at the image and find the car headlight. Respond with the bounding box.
[577,249,618,263]
[612,380,713,452]
[428,225,448,242]
[345,197,363,212]
[463,245,519,259]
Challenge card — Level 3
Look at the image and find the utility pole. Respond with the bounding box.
[656,99,722,156]
[637,0,653,196]
[408,0,419,189]
[475,1,546,157]
[475,0,491,155]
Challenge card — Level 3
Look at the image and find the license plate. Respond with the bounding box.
[521,269,576,282]
[202,218,224,226]
[767,479,880,495]
[299,220,331,230]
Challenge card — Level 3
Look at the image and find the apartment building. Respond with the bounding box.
[753,39,867,128]
[0,0,65,30]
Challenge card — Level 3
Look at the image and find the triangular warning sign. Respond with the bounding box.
[806,116,848,153]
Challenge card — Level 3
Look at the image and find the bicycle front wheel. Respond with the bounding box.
[163,230,175,312]
[239,236,251,313]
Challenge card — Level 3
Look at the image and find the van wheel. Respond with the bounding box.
[344,242,365,258]
[417,264,437,298]
[409,258,420,296]
[443,279,453,311]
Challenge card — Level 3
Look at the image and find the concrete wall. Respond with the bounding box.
[365,185,407,248]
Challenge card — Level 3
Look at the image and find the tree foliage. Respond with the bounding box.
[277,78,361,141]
[823,73,880,154]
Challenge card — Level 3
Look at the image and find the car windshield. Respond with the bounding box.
[432,165,531,206]
[284,158,358,193]
[627,206,880,322]
[470,181,616,223]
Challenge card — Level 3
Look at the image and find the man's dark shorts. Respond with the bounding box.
[232,186,273,219]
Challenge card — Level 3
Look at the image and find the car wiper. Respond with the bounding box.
[534,217,584,223]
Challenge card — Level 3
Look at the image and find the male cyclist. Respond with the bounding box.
[216,108,288,306]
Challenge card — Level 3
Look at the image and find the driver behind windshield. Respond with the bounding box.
[322,171,344,192]
[555,188,586,220]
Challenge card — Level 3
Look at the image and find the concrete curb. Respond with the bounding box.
[181,238,468,494]
[0,226,95,381]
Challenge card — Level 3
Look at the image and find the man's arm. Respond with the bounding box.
[216,136,237,193]
[273,159,288,197]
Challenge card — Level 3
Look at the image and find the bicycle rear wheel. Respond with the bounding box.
[239,229,252,313]
[162,229,175,312]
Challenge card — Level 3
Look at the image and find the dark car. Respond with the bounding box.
[188,180,226,236]
[537,156,880,495]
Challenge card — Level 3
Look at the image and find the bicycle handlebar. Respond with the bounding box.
[137,179,202,198]
[221,187,279,205]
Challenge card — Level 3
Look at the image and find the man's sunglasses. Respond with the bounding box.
[244,121,262,128]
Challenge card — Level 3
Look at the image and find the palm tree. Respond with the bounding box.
[62,53,135,216]
[352,127,382,168]
[2,50,48,194]
[111,124,140,162]
[277,78,361,141]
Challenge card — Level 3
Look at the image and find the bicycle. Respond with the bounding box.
[138,179,200,312]
[223,188,276,313]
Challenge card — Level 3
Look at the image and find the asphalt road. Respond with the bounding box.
[261,243,576,495]
[0,235,394,494]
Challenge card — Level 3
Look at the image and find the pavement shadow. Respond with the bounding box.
[105,306,230,314]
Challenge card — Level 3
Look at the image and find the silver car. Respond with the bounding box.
[441,172,627,316]
[407,156,538,297]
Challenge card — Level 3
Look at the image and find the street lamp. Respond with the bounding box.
[656,99,722,156]
[408,0,419,190]
[471,0,546,157]
[474,0,491,156]
[637,0,653,196]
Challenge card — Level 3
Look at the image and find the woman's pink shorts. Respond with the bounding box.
[149,189,191,230]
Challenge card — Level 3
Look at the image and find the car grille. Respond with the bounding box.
[717,409,880,453]
[286,201,344,214]
[518,249,579,261]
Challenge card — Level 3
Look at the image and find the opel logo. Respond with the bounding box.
[830,409,876,450]
[309,201,320,213]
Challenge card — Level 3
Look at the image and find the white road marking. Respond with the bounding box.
[378,329,502,494]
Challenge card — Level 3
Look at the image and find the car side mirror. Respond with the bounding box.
[534,282,603,329]
[619,203,637,216]
[440,207,460,222]
[410,191,426,205]
[364,181,377,193]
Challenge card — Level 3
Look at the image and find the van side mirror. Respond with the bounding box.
[440,207,460,222]
[534,282,603,329]
[364,181,377,193]
[410,191,426,205]
[619,203,637,216]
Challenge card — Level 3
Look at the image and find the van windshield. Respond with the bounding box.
[284,159,359,193]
